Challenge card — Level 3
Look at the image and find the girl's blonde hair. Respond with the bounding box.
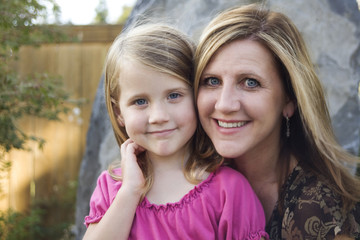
[194,4,360,210]
[105,23,222,198]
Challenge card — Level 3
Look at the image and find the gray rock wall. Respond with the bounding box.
[74,0,360,238]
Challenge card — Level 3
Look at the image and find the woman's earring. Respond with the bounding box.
[286,115,290,138]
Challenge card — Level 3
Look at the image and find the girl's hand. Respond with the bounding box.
[83,139,146,240]
[120,139,146,196]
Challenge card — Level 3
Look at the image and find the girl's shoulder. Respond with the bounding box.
[84,168,123,227]
[97,168,122,182]
[95,168,123,195]
[210,165,255,195]
[214,165,249,183]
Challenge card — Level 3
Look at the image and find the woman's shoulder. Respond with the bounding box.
[284,165,342,207]
[343,202,360,238]
[276,165,360,239]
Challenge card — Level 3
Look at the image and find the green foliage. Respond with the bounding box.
[0,0,65,50]
[0,72,70,152]
[117,5,133,24]
[0,1,76,239]
[0,208,43,240]
[0,0,70,152]
[94,0,108,24]
[0,0,71,193]
[0,181,77,240]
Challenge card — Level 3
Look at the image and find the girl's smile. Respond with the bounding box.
[117,60,197,160]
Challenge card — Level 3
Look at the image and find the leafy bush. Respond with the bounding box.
[0,1,77,239]
[0,181,77,240]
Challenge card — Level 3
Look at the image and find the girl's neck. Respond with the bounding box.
[145,149,199,205]
[146,166,199,205]
[146,149,187,171]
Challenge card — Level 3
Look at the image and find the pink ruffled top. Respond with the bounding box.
[85,166,268,239]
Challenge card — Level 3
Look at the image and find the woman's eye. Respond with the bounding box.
[204,77,220,86]
[244,78,259,88]
[168,93,181,99]
[135,99,147,105]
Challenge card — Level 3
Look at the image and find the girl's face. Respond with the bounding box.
[117,60,197,160]
[197,39,294,161]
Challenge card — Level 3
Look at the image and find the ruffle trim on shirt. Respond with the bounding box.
[246,230,269,240]
[84,214,103,227]
[139,170,216,212]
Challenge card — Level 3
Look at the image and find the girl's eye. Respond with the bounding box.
[168,92,181,99]
[135,99,147,106]
[244,78,259,88]
[204,77,220,86]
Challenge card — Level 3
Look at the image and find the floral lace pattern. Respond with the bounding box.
[266,165,360,240]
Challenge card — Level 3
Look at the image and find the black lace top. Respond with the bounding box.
[266,165,360,239]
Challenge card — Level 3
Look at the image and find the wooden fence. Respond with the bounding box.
[0,25,123,212]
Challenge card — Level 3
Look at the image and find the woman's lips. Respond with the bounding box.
[217,120,248,128]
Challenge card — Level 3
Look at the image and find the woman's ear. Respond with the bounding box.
[283,99,297,118]
[111,98,125,127]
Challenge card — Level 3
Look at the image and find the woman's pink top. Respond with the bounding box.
[85,166,268,239]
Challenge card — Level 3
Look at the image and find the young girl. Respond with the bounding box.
[83,23,268,240]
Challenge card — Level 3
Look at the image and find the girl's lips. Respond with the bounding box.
[148,128,175,136]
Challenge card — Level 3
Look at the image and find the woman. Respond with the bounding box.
[194,4,360,239]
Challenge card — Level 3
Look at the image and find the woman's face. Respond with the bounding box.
[197,39,294,160]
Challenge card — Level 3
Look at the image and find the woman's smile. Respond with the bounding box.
[217,120,249,128]
[197,39,291,159]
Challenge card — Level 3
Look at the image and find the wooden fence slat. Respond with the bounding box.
[1,25,122,212]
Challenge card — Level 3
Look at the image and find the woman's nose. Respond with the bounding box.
[214,85,241,113]
[148,103,170,124]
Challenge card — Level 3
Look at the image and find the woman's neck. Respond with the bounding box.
[234,150,297,223]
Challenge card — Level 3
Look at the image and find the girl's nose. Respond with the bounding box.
[214,84,241,113]
[148,103,170,124]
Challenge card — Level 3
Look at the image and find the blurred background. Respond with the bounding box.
[1,0,359,239]
[0,0,134,239]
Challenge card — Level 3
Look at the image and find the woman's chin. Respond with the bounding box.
[215,148,242,159]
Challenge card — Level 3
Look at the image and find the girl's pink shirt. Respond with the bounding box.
[85,166,268,240]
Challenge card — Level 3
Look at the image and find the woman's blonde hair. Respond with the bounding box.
[105,23,222,199]
[194,4,360,210]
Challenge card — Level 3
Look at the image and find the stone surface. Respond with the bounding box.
[74,0,360,238]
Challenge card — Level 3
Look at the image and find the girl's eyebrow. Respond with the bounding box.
[125,93,148,104]
[125,86,191,102]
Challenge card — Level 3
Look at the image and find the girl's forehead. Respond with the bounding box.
[119,60,186,87]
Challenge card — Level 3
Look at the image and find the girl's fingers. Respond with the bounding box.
[133,144,146,156]
[120,139,146,190]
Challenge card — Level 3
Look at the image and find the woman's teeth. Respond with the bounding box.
[218,120,247,128]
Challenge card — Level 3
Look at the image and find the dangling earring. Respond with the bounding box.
[285,115,290,138]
